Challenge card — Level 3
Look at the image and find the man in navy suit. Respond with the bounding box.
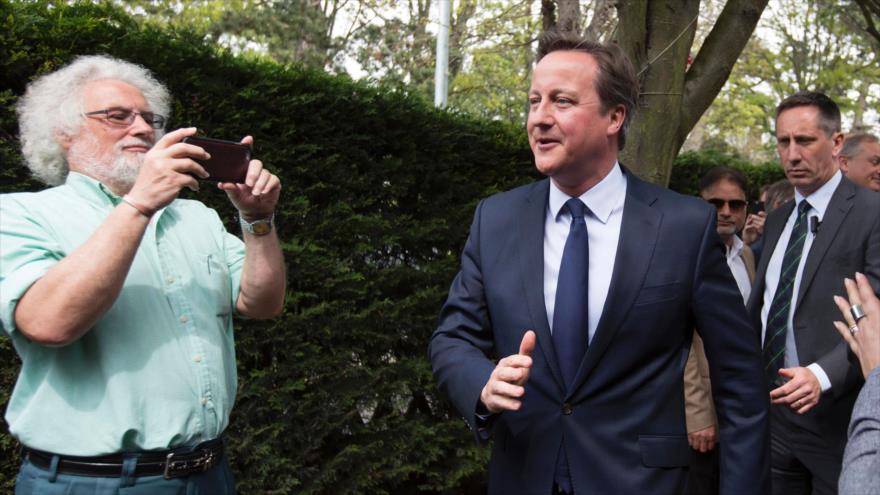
[429,31,770,495]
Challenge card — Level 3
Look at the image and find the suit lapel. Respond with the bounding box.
[568,172,661,398]
[795,179,854,310]
[518,179,565,392]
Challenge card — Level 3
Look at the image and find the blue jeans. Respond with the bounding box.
[15,455,235,494]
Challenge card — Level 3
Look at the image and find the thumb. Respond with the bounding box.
[519,330,536,358]
[777,368,794,379]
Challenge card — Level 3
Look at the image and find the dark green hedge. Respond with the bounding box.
[668,149,785,198]
[0,2,785,493]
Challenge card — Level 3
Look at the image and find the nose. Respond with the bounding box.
[527,100,554,129]
[128,113,156,141]
[784,143,802,164]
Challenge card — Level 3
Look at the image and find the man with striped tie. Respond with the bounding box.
[747,92,880,495]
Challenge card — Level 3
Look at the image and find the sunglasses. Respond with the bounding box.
[706,198,747,211]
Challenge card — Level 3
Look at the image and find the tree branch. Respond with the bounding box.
[679,0,769,146]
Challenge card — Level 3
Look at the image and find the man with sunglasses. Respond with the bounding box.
[0,55,285,493]
[683,166,756,495]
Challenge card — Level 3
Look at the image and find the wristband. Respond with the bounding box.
[121,194,155,218]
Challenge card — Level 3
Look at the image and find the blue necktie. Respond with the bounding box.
[553,198,590,387]
[552,198,590,494]
[763,200,811,388]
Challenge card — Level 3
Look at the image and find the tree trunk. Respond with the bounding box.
[616,0,769,186]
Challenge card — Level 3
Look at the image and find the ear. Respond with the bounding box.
[838,156,849,174]
[55,130,74,152]
[606,104,626,136]
[831,131,845,158]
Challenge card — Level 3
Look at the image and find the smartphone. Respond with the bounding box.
[182,136,251,183]
[748,200,765,215]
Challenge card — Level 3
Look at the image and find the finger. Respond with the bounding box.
[153,127,198,150]
[251,170,272,197]
[687,434,696,449]
[519,330,536,358]
[244,160,264,188]
[833,321,859,352]
[495,366,526,383]
[795,399,816,414]
[165,141,212,161]
[490,380,525,399]
[487,396,522,412]
[497,354,532,369]
[834,295,856,327]
[167,158,209,179]
[843,278,862,309]
[854,273,878,312]
[240,135,254,146]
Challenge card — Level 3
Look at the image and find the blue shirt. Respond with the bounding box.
[0,172,245,455]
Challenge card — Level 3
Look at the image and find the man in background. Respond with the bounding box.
[1,55,285,493]
[684,166,756,495]
[747,92,880,495]
[838,132,879,192]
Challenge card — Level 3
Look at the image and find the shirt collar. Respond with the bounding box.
[794,169,841,220]
[727,234,744,259]
[65,171,121,208]
[549,162,625,224]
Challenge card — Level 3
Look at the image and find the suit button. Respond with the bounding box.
[562,403,573,415]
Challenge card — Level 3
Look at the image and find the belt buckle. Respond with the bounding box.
[163,449,217,479]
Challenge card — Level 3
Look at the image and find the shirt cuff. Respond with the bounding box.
[807,363,832,392]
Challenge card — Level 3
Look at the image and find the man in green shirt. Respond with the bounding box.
[0,55,286,493]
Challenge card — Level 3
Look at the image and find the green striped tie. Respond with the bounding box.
[763,200,811,388]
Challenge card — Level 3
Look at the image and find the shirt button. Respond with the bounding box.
[179,315,188,323]
[562,403,573,415]
[201,397,208,405]
[193,354,202,363]
[166,276,174,284]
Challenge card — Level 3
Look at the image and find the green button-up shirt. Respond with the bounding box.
[0,172,245,455]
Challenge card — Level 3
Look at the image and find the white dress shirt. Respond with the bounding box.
[726,235,752,304]
[760,170,843,392]
[544,163,627,343]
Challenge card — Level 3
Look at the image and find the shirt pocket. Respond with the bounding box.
[201,252,233,316]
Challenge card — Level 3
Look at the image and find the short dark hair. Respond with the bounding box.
[775,91,841,136]
[536,30,640,150]
[840,132,879,159]
[699,166,749,196]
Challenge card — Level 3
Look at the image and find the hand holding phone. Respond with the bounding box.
[182,136,251,183]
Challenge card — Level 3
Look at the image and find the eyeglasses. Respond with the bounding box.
[84,108,167,129]
[706,198,747,211]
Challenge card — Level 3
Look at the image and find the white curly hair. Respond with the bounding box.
[16,54,171,185]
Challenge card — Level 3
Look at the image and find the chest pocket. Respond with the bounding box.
[201,252,233,316]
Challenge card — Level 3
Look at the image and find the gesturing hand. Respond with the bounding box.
[480,330,536,414]
[770,367,821,414]
[833,272,880,379]
[127,127,210,211]
[218,135,281,219]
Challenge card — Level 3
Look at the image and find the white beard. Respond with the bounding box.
[68,133,150,193]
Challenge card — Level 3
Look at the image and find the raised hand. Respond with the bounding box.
[480,330,536,414]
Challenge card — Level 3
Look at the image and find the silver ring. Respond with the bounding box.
[850,304,867,322]
[849,324,860,335]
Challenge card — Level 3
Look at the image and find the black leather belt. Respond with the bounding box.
[22,438,224,479]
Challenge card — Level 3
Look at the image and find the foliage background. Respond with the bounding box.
[0,1,782,492]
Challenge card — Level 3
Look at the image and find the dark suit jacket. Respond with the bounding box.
[746,176,880,450]
[430,171,770,495]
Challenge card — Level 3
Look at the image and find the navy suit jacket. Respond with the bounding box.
[430,171,770,494]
